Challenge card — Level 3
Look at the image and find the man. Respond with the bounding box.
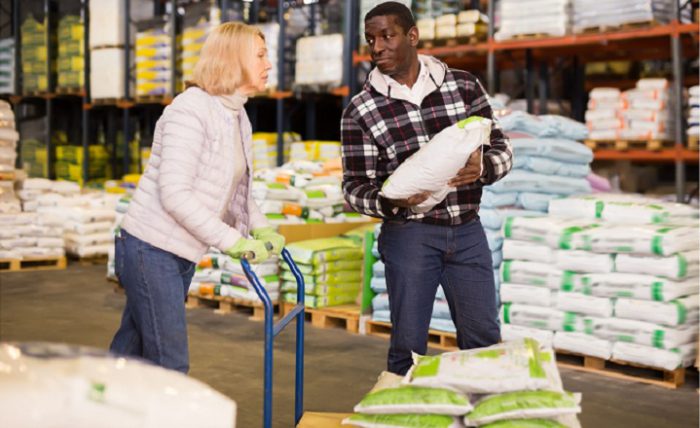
[341,2,513,375]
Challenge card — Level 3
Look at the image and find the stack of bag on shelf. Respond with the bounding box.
[369,225,457,334]
[0,212,65,260]
[55,145,110,186]
[688,85,699,141]
[180,2,220,85]
[282,237,363,308]
[135,19,178,97]
[189,252,281,304]
[16,178,80,212]
[21,14,54,93]
[586,88,626,141]
[253,160,368,225]
[416,10,489,42]
[495,0,571,41]
[0,101,20,213]
[344,339,582,428]
[57,15,84,90]
[412,0,462,20]
[500,193,699,371]
[572,0,692,33]
[289,141,341,163]
[294,34,343,88]
[251,132,300,170]
[0,38,15,94]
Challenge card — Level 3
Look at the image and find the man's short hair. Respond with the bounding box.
[364,1,416,34]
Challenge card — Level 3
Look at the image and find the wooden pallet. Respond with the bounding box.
[135,95,172,105]
[186,293,274,321]
[580,20,658,34]
[420,36,484,49]
[0,256,67,272]
[55,86,84,96]
[365,320,458,351]
[511,32,558,41]
[584,139,673,151]
[91,98,120,106]
[0,170,16,181]
[689,136,699,151]
[298,412,351,428]
[281,302,361,333]
[555,349,686,389]
[69,254,109,266]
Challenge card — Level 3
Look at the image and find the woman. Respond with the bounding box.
[110,22,285,373]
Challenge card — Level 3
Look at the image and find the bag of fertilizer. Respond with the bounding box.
[500,283,557,307]
[500,304,566,331]
[500,325,555,348]
[478,418,575,428]
[503,216,599,249]
[556,293,613,318]
[561,272,697,301]
[463,391,581,427]
[501,261,562,288]
[614,295,699,327]
[502,240,556,264]
[285,237,362,265]
[591,318,698,349]
[281,269,362,285]
[342,414,463,428]
[602,201,698,224]
[556,251,615,274]
[353,385,473,415]
[615,250,698,280]
[406,339,551,394]
[612,341,697,370]
[381,117,491,213]
[580,224,698,257]
[553,332,613,359]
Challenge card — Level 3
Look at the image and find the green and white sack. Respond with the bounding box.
[579,224,698,257]
[500,304,566,331]
[501,261,563,288]
[614,295,699,327]
[502,216,598,248]
[280,269,362,285]
[406,339,551,394]
[612,341,697,370]
[553,332,613,359]
[478,419,571,428]
[615,250,699,280]
[602,201,698,225]
[502,240,556,264]
[285,237,362,265]
[500,283,557,307]
[353,386,473,415]
[556,251,615,274]
[591,317,698,349]
[500,325,554,349]
[556,292,613,318]
[282,259,363,275]
[559,272,697,301]
[463,391,581,427]
[342,413,463,428]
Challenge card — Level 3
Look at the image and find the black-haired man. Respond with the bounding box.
[341,1,513,375]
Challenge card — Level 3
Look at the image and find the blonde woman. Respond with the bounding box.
[110,22,284,373]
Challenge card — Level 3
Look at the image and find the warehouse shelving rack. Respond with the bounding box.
[351,0,699,201]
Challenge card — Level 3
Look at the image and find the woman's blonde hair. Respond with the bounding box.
[189,22,265,95]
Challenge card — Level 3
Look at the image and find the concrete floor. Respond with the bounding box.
[1,264,698,428]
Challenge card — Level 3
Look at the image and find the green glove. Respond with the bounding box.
[225,238,270,264]
[252,226,285,255]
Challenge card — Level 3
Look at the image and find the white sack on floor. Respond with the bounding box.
[612,342,697,371]
[614,295,699,327]
[554,332,613,360]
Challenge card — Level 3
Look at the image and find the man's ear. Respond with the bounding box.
[408,26,419,47]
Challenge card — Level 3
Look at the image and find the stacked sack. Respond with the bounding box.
[688,85,699,140]
[0,38,15,94]
[135,19,178,97]
[586,88,626,141]
[369,225,457,334]
[572,0,692,33]
[189,252,281,304]
[21,15,54,93]
[0,101,20,213]
[501,194,699,371]
[57,15,84,90]
[16,178,80,212]
[282,237,363,308]
[344,339,582,428]
[251,132,300,171]
[180,2,220,85]
[294,34,343,88]
[620,78,673,141]
[289,141,341,163]
[495,0,571,41]
[55,145,110,186]
[417,11,488,42]
[0,212,64,260]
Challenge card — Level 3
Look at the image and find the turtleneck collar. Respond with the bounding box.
[218,92,248,112]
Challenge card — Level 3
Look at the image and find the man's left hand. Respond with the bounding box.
[448,149,483,187]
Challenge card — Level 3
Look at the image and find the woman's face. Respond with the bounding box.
[248,36,272,93]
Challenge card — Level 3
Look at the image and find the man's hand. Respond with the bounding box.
[387,191,431,209]
[448,149,482,187]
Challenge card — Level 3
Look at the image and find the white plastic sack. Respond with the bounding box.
[502,240,556,264]
[381,117,492,213]
[556,292,613,317]
[500,283,557,307]
[615,250,699,280]
[500,324,554,348]
[612,342,697,370]
[500,303,566,331]
[614,295,699,327]
[592,317,698,350]
[575,224,699,257]
[553,332,613,359]
[561,272,698,302]
[501,260,562,288]
[556,251,615,274]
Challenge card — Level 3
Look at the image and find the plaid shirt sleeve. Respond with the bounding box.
[341,107,403,219]
[467,78,513,185]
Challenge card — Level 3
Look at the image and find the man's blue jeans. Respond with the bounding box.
[110,229,196,373]
[378,218,501,375]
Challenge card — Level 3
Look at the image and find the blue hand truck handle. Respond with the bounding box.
[240,248,305,428]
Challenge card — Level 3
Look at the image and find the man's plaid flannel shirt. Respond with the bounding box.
[341,58,513,226]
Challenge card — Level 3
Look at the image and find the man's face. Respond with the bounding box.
[365,15,418,77]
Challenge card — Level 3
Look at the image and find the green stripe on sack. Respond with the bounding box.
[595,201,604,218]
[653,330,665,349]
[651,235,664,256]
[560,271,575,292]
[677,253,688,279]
[502,302,513,324]
[504,217,515,239]
[652,281,664,301]
[502,261,512,283]
[673,300,688,325]
[525,338,547,379]
[563,312,577,332]
[559,226,583,250]
[412,355,441,378]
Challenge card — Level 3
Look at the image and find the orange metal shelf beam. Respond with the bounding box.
[594,148,699,163]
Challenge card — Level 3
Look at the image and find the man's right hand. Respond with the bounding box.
[386,191,431,209]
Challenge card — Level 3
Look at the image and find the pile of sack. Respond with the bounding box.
[135,21,177,97]
[344,339,582,428]
[251,132,300,171]
[370,225,457,333]
[572,0,691,33]
[0,101,20,214]
[416,11,488,41]
[189,252,281,304]
[294,34,343,88]
[282,237,363,308]
[0,212,64,260]
[500,194,699,370]
[689,85,699,140]
[587,79,675,141]
[495,0,571,41]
